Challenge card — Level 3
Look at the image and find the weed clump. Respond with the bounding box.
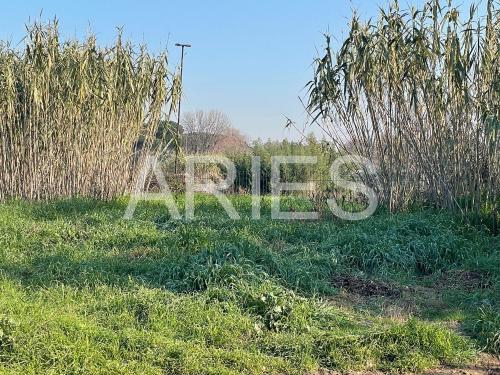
[0,316,15,355]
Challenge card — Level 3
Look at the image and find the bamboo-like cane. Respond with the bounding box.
[308,0,499,227]
[0,20,179,200]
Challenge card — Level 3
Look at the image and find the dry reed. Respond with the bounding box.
[308,0,499,224]
[0,20,178,200]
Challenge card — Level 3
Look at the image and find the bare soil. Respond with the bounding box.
[438,270,492,291]
[327,271,498,375]
[312,354,499,375]
[332,275,402,298]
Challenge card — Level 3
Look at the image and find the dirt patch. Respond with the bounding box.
[332,275,402,298]
[311,354,500,374]
[439,270,491,291]
[423,354,500,375]
[327,274,498,375]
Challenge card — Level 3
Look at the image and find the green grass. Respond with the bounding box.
[0,195,498,374]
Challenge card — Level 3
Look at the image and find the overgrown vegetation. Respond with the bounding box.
[0,20,178,200]
[0,1,498,373]
[0,196,497,374]
[229,135,334,194]
[160,136,335,195]
[308,0,499,225]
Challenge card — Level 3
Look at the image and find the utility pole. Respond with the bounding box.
[174,43,191,174]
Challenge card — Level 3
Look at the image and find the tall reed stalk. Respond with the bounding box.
[0,20,178,200]
[308,0,499,225]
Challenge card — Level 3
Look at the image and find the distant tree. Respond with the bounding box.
[212,128,249,153]
[182,110,231,154]
[134,120,182,154]
[156,120,183,153]
[156,120,182,142]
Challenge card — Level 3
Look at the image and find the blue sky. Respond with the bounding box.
[1,1,477,140]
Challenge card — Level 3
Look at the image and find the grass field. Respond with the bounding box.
[0,195,498,374]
